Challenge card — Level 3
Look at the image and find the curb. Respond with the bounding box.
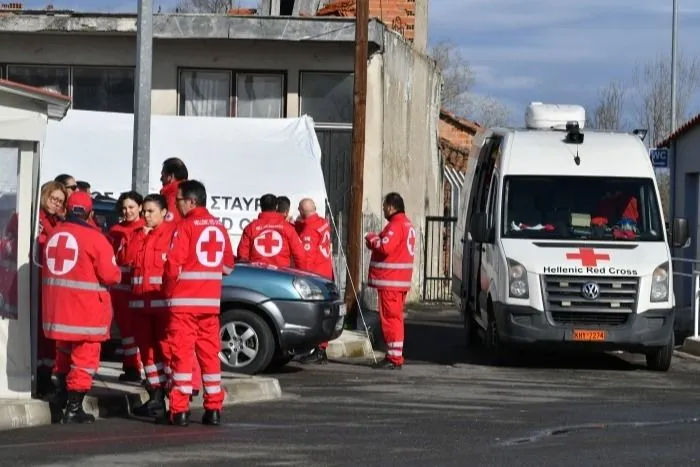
[327,330,375,359]
[0,373,283,431]
[677,336,700,360]
[0,399,52,432]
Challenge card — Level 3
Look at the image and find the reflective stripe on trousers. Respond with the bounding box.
[202,373,222,394]
[150,298,220,308]
[369,262,413,270]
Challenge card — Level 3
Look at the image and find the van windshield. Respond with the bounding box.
[501,176,664,241]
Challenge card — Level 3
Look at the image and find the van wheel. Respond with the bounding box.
[484,311,508,365]
[219,309,276,375]
[645,332,674,372]
[461,298,480,349]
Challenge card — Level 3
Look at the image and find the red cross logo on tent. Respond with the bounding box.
[319,230,331,259]
[406,227,417,257]
[46,232,78,276]
[196,227,225,267]
[566,248,610,267]
[254,229,283,258]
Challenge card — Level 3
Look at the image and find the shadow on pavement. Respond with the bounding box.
[403,310,646,372]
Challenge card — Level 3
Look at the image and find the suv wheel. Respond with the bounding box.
[219,309,275,375]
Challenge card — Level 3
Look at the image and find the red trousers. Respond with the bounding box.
[167,313,223,414]
[55,340,101,392]
[112,293,142,370]
[378,289,407,365]
[133,312,169,388]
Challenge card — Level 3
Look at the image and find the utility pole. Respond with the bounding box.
[670,0,678,134]
[344,0,369,326]
[132,0,153,194]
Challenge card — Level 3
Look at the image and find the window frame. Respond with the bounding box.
[1,63,136,113]
[298,70,354,129]
[177,67,287,118]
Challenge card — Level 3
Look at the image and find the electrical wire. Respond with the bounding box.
[325,198,378,364]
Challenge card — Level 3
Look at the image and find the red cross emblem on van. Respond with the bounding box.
[565,248,610,267]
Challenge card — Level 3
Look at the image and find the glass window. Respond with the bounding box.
[73,67,135,113]
[6,65,69,96]
[0,144,19,320]
[235,74,284,118]
[502,176,664,242]
[179,70,231,117]
[300,72,353,124]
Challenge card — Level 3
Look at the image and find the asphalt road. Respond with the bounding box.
[2,309,700,466]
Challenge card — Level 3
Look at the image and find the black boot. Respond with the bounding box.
[371,358,402,370]
[170,411,189,427]
[62,391,95,424]
[118,367,142,383]
[48,374,68,424]
[202,410,221,426]
[36,366,55,399]
[299,347,328,365]
[132,387,165,417]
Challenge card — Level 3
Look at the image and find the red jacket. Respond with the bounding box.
[0,212,18,318]
[295,214,334,280]
[237,212,307,270]
[108,218,146,296]
[41,217,121,341]
[38,209,61,257]
[366,212,416,292]
[161,181,183,224]
[163,207,234,315]
[121,221,176,312]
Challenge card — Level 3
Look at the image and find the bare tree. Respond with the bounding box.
[633,52,700,146]
[175,0,233,13]
[468,94,511,128]
[656,171,671,221]
[587,81,627,131]
[430,40,475,112]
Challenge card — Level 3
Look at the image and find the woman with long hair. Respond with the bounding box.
[120,194,176,416]
[36,181,68,397]
[107,191,145,382]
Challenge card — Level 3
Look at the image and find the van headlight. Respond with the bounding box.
[508,258,529,299]
[293,278,325,301]
[650,262,669,302]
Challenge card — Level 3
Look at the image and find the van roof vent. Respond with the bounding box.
[525,102,586,130]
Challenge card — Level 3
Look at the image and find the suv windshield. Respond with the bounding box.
[502,176,664,242]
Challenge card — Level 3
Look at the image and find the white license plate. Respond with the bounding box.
[338,304,347,316]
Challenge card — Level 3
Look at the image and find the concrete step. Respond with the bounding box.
[326,330,375,360]
[0,363,283,431]
[681,336,700,357]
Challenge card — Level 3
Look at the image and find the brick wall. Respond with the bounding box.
[318,0,417,41]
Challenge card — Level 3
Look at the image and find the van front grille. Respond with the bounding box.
[543,275,639,314]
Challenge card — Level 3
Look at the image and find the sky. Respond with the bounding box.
[17,0,700,127]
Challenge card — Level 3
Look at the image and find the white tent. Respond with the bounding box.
[42,111,329,250]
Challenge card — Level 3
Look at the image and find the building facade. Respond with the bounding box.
[0,7,442,302]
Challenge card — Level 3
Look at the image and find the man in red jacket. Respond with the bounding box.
[237,194,307,270]
[365,192,416,370]
[163,180,234,427]
[160,157,188,223]
[295,198,334,364]
[42,191,122,423]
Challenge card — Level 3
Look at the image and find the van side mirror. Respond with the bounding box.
[671,217,690,248]
[469,212,493,243]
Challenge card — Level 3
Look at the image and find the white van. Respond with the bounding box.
[451,103,690,371]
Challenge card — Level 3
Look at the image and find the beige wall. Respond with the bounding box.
[0,33,355,117]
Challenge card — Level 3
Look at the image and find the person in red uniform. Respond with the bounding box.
[365,192,416,370]
[160,157,188,224]
[107,191,146,382]
[42,191,121,423]
[295,198,335,365]
[237,194,307,270]
[162,180,234,427]
[0,212,18,320]
[36,181,68,397]
[120,194,176,417]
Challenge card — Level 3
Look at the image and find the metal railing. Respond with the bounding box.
[671,257,700,338]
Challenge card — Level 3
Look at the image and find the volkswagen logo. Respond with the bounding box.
[581,282,600,300]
